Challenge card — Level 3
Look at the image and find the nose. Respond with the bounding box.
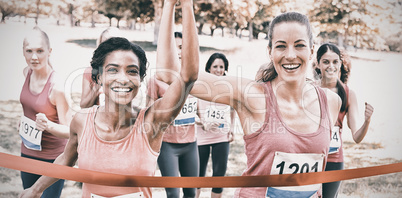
[285,46,296,60]
[116,71,129,84]
[32,53,38,60]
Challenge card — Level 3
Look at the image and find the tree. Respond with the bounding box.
[97,0,131,28]
[0,0,17,23]
[309,0,385,49]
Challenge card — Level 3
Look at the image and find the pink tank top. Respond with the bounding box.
[328,83,349,163]
[19,69,67,159]
[234,81,331,198]
[197,99,231,145]
[77,107,159,198]
[146,77,196,143]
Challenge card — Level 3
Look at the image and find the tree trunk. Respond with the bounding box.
[210,27,215,36]
[69,3,74,27]
[35,0,40,25]
[198,22,204,35]
[248,20,253,41]
[116,18,121,28]
[153,0,163,45]
[221,27,224,37]
[91,10,95,28]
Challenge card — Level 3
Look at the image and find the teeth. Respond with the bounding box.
[282,64,300,70]
[112,87,131,92]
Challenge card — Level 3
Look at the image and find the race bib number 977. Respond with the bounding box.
[19,115,43,151]
[266,152,325,198]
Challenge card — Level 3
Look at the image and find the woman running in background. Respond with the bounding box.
[196,52,236,198]
[316,43,374,198]
[80,27,121,108]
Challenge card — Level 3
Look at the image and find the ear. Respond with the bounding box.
[309,45,314,60]
[267,46,273,60]
[97,74,102,86]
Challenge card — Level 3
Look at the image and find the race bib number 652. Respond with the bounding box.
[173,97,197,126]
[19,115,43,151]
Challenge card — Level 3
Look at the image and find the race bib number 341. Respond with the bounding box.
[19,115,43,151]
[266,152,325,198]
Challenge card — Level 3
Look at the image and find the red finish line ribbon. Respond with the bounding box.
[0,152,401,188]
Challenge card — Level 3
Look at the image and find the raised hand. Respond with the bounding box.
[364,102,374,122]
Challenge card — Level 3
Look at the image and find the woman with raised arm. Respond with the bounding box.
[316,43,374,198]
[146,0,200,197]
[19,27,71,198]
[18,0,198,197]
[158,12,341,198]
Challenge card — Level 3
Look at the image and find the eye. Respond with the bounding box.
[333,60,339,64]
[128,69,139,75]
[323,60,329,64]
[275,45,286,49]
[26,49,32,53]
[296,44,306,48]
[106,68,118,73]
[37,49,44,53]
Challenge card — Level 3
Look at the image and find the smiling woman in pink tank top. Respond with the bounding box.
[156,12,342,198]
[19,1,199,198]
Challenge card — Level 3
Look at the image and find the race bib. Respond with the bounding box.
[266,151,325,198]
[204,104,230,128]
[91,192,143,198]
[173,97,197,126]
[19,115,43,151]
[329,126,341,154]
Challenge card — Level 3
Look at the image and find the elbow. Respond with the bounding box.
[353,137,363,144]
[180,69,198,84]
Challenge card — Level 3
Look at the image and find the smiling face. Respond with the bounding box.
[318,50,341,81]
[269,22,313,83]
[23,33,51,71]
[99,50,141,106]
[209,58,226,76]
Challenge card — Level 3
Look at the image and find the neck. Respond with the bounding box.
[31,65,52,80]
[101,102,135,131]
[272,77,307,102]
[320,77,337,89]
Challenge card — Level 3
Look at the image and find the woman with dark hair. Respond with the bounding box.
[196,52,236,198]
[18,0,199,197]
[316,43,374,198]
[158,11,341,198]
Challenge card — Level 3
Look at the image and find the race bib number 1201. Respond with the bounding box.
[19,115,43,151]
[266,151,325,198]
